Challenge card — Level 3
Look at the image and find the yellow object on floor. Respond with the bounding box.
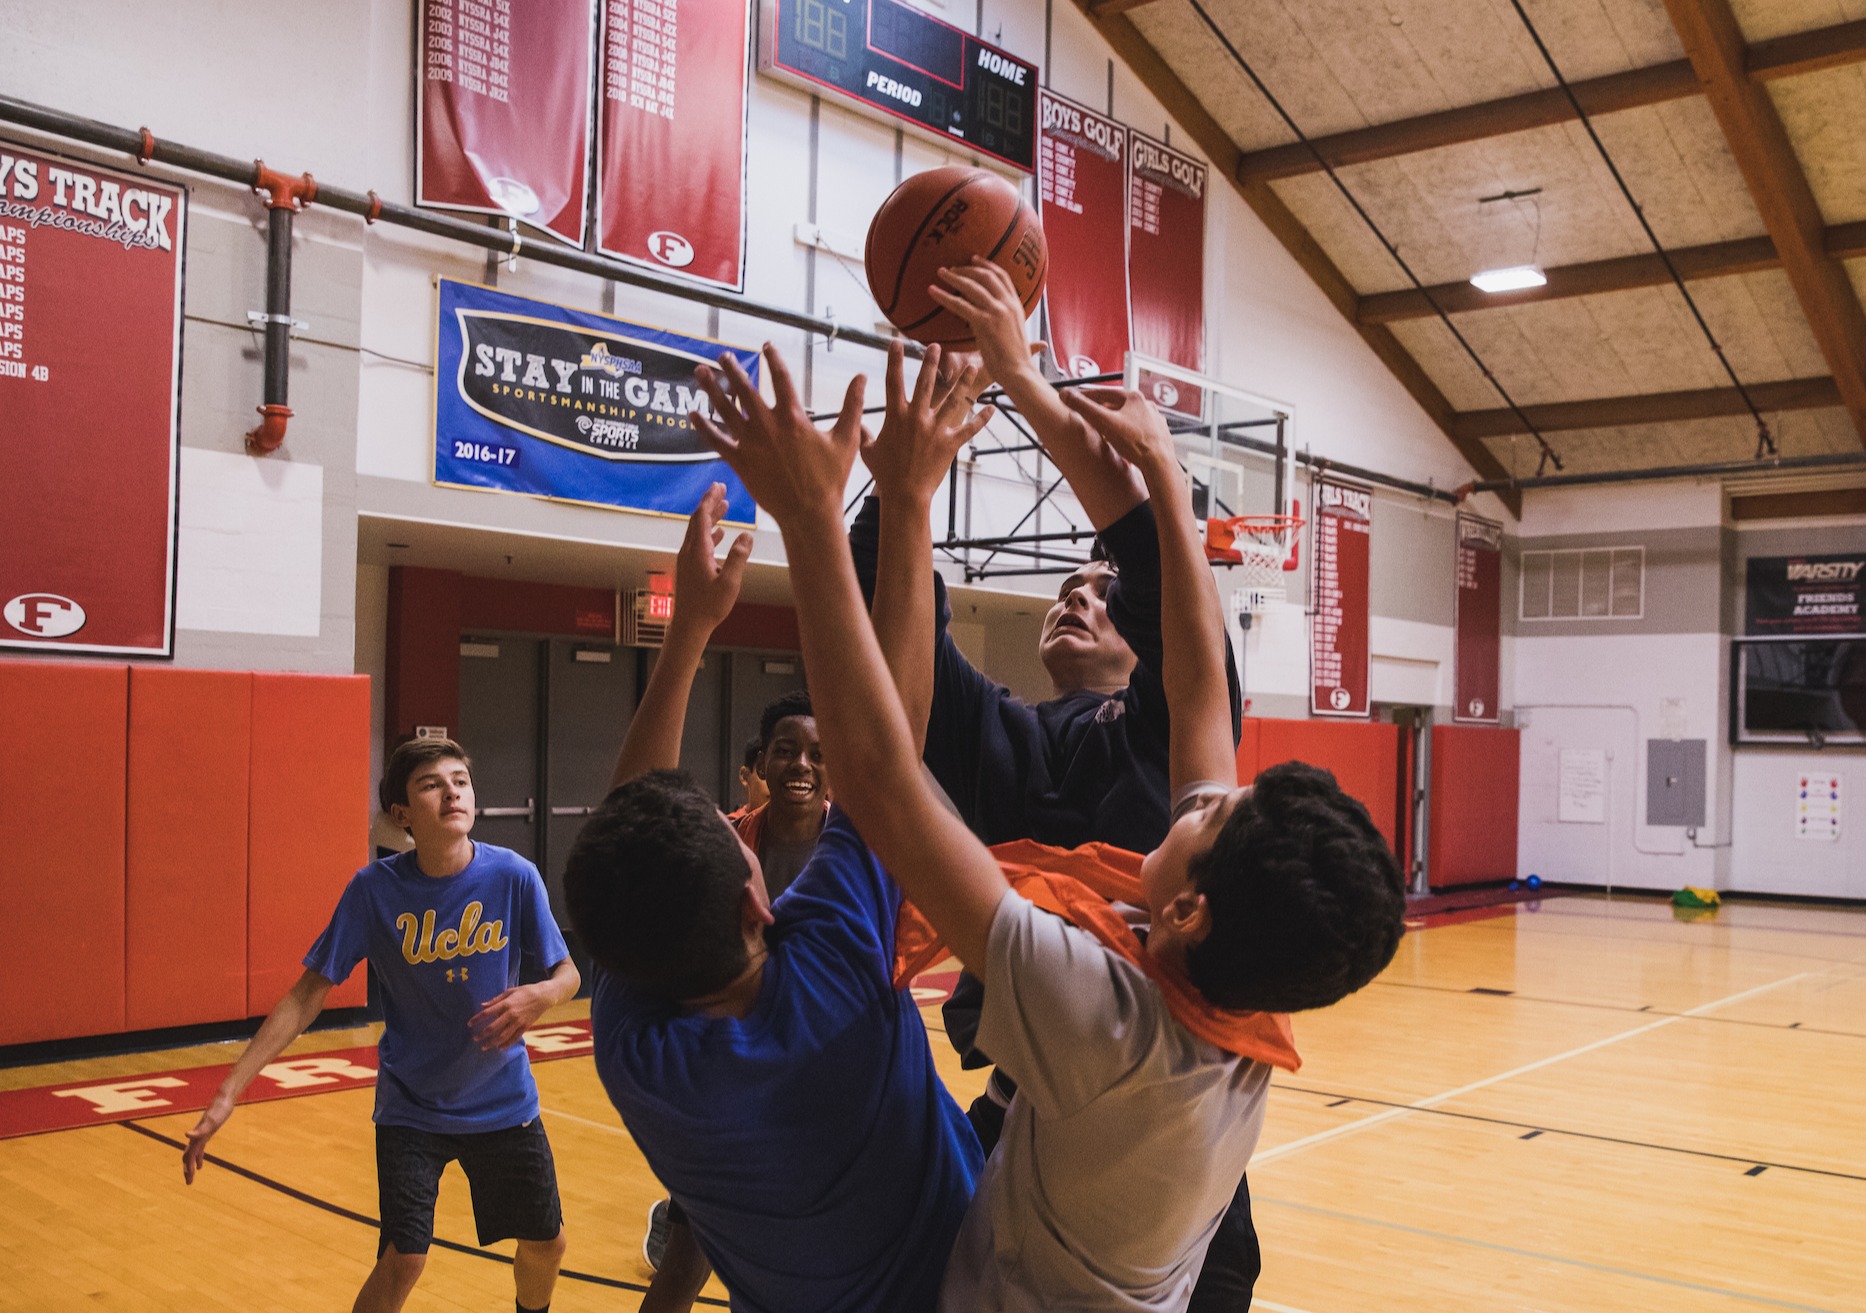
[1671,886,1722,909]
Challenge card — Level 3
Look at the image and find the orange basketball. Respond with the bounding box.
[865,166,1048,349]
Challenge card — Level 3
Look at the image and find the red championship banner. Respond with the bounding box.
[418,0,597,247]
[1127,132,1205,419]
[1310,475,1372,718]
[1037,91,1129,380]
[598,0,750,289]
[1454,513,1503,723]
[0,142,184,657]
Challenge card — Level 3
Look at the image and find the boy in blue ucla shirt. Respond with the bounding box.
[183,738,580,1313]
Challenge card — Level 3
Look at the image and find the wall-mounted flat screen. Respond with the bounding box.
[1732,637,1866,746]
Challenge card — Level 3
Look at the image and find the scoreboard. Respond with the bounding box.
[759,0,1040,173]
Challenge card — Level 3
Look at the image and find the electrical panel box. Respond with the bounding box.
[1647,739,1707,828]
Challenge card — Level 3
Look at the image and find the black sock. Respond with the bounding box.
[518,1303,548,1313]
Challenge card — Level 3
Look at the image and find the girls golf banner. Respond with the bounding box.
[1310,475,1372,718]
[1037,91,1130,381]
[598,0,750,289]
[1127,131,1205,419]
[417,0,597,247]
[0,142,184,657]
[433,278,756,522]
[1454,513,1503,723]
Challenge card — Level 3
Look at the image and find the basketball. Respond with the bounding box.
[864,166,1048,349]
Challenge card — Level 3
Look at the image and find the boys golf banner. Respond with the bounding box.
[417,0,597,247]
[0,141,184,657]
[433,278,756,522]
[1037,91,1130,382]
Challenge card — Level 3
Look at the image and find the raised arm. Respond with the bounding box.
[861,341,993,755]
[1061,389,1237,791]
[694,348,1010,976]
[608,484,752,790]
[929,257,1145,529]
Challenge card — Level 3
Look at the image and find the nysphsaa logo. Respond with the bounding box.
[647,231,695,269]
[5,593,87,639]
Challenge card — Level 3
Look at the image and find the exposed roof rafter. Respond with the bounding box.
[1234,17,1866,186]
[1074,0,1523,514]
[1451,376,1840,440]
[1663,0,1866,447]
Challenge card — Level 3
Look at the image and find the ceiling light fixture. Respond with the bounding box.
[1470,265,1548,294]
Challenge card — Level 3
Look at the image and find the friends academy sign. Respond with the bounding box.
[434,278,756,521]
[1746,553,1865,637]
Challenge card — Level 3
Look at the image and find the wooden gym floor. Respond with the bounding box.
[2,892,1861,1312]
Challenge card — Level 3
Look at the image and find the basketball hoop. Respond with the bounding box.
[1207,512,1303,590]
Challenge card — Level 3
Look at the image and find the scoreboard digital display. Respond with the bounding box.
[759,0,1040,174]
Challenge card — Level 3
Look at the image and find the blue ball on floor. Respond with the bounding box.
[1526,875,1543,890]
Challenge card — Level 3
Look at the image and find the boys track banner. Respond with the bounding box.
[417,0,596,247]
[0,142,184,657]
[1310,475,1372,718]
[433,278,756,522]
[1127,131,1205,419]
[1037,91,1130,381]
[598,0,751,290]
[1453,513,1503,723]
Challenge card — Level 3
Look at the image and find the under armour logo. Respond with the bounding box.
[445,967,470,983]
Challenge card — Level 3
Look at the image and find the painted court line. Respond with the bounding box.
[1253,971,1810,1167]
[1255,1195,1840,1313]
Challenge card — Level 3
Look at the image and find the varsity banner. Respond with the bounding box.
[598,0,750,289]
[434,278,756,522]
[1310,475,1372,718]
[417,0,597,247]
[1127,132,1205,419]
[1037,91,1129,381]
[1746,554,1865,636]
[1453,513,1503,723]
[0,142,184,657]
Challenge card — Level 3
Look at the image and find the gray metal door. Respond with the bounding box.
[457,637,541,863]
[544,639,637,923]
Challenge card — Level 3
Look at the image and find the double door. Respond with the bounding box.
[457,635,805,960]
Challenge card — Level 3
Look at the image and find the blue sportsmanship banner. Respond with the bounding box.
[433,278,756,522]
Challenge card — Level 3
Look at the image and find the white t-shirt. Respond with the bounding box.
[938,890,1271,1313]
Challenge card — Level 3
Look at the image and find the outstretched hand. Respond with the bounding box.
[182,1094,232,1184]
[673,482,753,634]
[928,257,1045,386]
[692,345,865,532]
[861,342,996,508]
[1060,386,1178,482]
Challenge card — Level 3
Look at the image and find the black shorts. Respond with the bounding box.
[375,1117,563,1256]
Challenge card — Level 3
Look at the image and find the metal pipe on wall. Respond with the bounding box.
[1470,451,1866,492]
[0,94,914,358]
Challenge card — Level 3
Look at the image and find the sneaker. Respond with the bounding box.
[642,1197,671,1271]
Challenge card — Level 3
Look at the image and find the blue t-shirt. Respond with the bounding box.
[305,842,570,1135]
[591,807,981,1313]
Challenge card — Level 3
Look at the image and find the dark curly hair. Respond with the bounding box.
[564,769,754,1001]
[1185,762,1406,1013]
[759,689,814,747]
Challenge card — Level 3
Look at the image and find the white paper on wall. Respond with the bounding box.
[1796,774,1841,842]
[1558,748,1608,824]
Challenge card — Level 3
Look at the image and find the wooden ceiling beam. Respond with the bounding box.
[1664,0,1866,448]
[1451,376,1841,441]
[1236,63,1696,185]
[1233,16,1866,186]
[1073,1,1522,515]
[1087,0,1166,15]
[1359,220,1866,323]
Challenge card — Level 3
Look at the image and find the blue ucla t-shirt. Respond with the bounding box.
[305,843,570,1135]
[591,807,981,1313]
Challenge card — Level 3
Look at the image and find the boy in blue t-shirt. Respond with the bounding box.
[183,737,580,1313]
[565,392,991,1313]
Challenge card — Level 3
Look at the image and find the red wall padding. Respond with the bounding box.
[1428,725,1521,887]
[126,668,252,1031]
[1252,718,1402,850]
[0,663,127,1045]
[248,673,371,1013]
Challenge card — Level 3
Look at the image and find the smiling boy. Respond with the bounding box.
[183,738,580,1313]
